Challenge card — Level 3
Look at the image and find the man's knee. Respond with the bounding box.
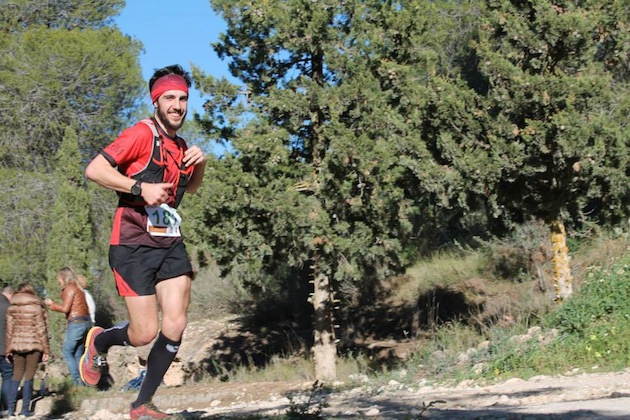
[128,325,159,347]
[162,315,188,341]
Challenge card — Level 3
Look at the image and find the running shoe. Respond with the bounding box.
[130,401,178,419]
[79,326,106,386]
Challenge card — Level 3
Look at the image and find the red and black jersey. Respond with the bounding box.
[100,118,194,247]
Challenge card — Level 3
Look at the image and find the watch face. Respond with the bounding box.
[131,182,141,196]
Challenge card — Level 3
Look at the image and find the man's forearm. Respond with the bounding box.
[85,154,136,193]
[186,161,206,194]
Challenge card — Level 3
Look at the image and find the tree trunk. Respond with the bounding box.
[550,220,573,303]
[311,261,337,381]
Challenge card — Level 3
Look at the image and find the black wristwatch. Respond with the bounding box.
[130,180,143,196]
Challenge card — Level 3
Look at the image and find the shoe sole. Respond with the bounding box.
[79,327,102,386]
[130,410,172,420]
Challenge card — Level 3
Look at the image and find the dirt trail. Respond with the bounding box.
[24,319,630,418]
[27,367,630,419]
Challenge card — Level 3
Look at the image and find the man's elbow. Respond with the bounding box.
[85,154,110,182]
[85,161,97,182]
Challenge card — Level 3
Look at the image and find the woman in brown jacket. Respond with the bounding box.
[6,282,49,417]
[44,267,91,387]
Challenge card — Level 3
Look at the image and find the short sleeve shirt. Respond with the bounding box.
[101,120,191,247]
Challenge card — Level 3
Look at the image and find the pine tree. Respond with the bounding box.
[0,0,144,297]
[192,0,482,379]
[44,127,94,351]
[467,0,630,300]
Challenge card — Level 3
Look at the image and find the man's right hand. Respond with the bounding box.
[141,182,175,206]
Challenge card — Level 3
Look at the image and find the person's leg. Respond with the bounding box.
[20,351,40,416]
[12,354,25,382]
[20,379,33,417]
[6,379,18,417]
[93,320,130,352]
[97,244,162,351]
[21,351,39,383]
[131,274,191,409]
[81,295,160,388]
[0,355,13,412]
[82,246,163,388]
[124,295,161,347]
[8,354,26,416]
[72,323,90,383]
[63,323,85,385]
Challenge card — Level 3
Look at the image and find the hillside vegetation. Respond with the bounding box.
[183,222,630,387]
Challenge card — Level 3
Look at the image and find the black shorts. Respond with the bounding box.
[109,242,193,297]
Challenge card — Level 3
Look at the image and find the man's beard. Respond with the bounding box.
[156,106,186,132]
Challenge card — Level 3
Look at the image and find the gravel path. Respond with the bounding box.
[24,367,630,419]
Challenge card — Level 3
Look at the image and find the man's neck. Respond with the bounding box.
[153,115,177,138]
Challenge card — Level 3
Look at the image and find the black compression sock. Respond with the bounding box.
[94,321,130,353]
[132,331,180,408]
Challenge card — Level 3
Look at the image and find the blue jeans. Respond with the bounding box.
[63,322,91,385]
[0,355,12,410]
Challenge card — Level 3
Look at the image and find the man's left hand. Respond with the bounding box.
[183,146,206,168]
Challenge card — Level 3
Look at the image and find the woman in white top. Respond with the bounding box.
[76,275,96,324]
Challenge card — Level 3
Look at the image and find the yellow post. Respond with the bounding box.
[550,219,573,303]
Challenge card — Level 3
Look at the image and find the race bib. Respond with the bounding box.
[145,204,182,237]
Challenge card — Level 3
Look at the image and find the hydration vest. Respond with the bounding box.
[117,118,190,208]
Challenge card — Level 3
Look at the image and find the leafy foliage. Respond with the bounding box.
[550,262,630,336]
[45,127,94,350]
[478,219,551,283]
[467,0,630,228]
[0,0,124,31]
[194,0,487,305]
[45,127,94,280]
[488,254,630,376]
[0,168,55,283]
[0,1,144,296]
[0,26,144,170]
[186,3,630,372]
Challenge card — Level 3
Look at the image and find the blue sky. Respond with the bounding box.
[114,0,230,114]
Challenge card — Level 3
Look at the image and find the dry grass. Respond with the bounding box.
[393,250,485,303]
[570,234,630,290]
[189,261,249,317]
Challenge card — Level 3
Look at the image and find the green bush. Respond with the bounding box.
[548,262,630,336]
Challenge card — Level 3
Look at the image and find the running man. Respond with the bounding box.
[83,64,206,419]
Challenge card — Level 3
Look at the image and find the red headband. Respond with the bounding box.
[150,74,189,103]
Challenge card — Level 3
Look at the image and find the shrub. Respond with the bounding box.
[478,219,551,284]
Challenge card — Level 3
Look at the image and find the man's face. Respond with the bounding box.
[155,89,188,133]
